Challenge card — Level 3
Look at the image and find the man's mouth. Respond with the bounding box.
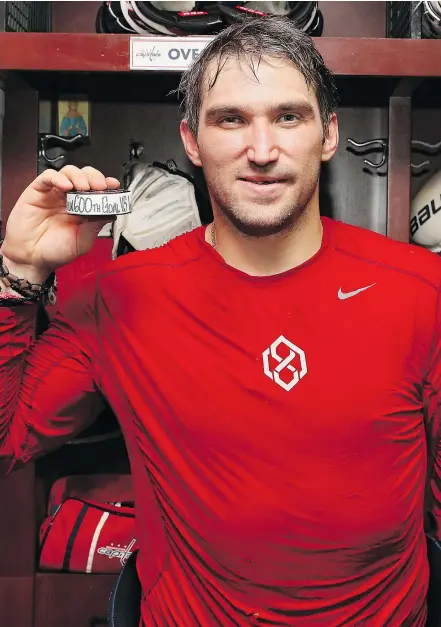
[239,177,286,185]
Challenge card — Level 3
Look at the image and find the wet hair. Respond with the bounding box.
[175,14,339,136]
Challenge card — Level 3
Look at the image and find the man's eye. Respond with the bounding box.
[281,114,300,122]
[220,117,242,125]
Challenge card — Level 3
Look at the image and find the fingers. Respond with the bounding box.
[34,169,74,193]
[105,177,121,190]
[59,165,116,192]
[34,166,121,194]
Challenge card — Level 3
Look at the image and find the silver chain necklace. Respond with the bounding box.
[210,222,216,250]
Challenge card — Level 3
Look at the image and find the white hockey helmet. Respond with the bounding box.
[410,168,441,253]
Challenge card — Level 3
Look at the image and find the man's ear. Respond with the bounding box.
[180,120,202,167]
[321,112,339,163]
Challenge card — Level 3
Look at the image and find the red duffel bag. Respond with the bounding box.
[39,498,138,573]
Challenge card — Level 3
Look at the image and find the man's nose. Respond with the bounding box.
[246,122,280,166]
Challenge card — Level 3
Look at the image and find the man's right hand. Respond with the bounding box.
[0,165,120,283]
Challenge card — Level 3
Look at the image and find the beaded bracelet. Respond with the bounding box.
[0,242,57,306]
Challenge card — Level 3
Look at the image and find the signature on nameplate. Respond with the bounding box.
[136,46,161,62]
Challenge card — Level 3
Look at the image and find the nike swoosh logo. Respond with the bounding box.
[338,283,376,300]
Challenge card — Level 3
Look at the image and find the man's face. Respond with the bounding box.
[181,55,338,236]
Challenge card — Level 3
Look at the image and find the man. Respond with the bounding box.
[0,15,439,627]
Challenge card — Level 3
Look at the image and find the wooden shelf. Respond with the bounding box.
[35,570,117,582]
[0,33,441,77]
[34,572,117,627]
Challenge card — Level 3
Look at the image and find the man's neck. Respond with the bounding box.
[206,209,324,277]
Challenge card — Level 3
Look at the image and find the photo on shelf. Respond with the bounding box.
[57,97,91,141]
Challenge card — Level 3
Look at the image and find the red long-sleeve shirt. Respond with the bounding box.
[1,216,441,626]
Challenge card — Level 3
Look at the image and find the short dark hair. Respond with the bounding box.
[176,15,339,136]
